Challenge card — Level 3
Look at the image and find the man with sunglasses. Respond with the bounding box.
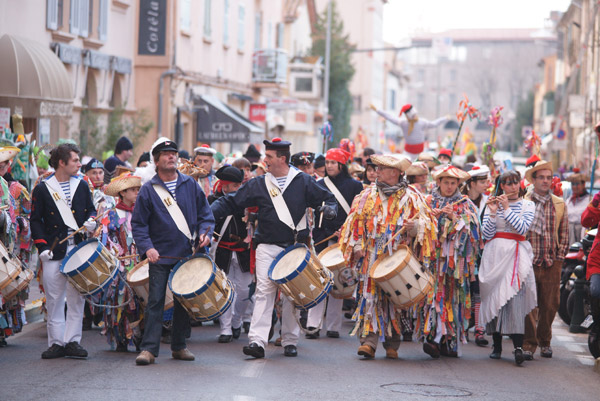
[522,159,569,360]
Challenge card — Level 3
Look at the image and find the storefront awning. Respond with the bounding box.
[195,95,263,143]
[0,34,73,102]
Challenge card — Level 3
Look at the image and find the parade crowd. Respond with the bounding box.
[1,109,599,369]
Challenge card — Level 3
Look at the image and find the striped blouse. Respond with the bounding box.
[482,199,535,240]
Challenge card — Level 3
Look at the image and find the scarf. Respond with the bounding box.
[407,116,419,135]
[375,178,407,197]
[430,186,462,207]
[570,190,588,204]
[530,191,551,235]
[116,200,135,212]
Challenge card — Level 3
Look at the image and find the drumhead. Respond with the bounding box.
[170,257,213,295]
[62,242,98,273]
[319,246,344,269]
[128,262,149,283]
[371,246,409,279]
[270,247,307,281]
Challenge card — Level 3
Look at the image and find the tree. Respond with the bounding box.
[310,1,355,147]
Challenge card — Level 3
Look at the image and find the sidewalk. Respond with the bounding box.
[23,272,44,324]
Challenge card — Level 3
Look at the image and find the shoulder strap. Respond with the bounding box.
[152,184,195,242]
[209,215,233,260]
[264,176,307,232]
[44,179,80,231]
[324,177,351,215]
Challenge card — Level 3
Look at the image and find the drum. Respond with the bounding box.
[168,254,234,322]
[127,260,174,310]
[0,241,33,300]
[60,238,119,296]
[269,244,333,310]
[369,245,433,309]
[317,244,357,299]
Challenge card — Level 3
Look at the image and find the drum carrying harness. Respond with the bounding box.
[264,174,307,243]
[153,183,196,251]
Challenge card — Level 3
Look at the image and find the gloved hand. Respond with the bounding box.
[593,192,600,207]
[319,205,336,220]
[83,218,96,233]
[39,250,53,263]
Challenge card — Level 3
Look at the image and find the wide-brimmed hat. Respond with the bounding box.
[370,154,411,172]
[416,152,440,169]
[405,161,429,176]
[105,173,142,197]
[433,164,471,183]
[0,146,21,164]
[525,159,553,183]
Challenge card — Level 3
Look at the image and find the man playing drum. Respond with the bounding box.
[338,154,437,359]
[423,165,482,358]
[307,148,364,339]
[212,137,337,359]
[31,143,97,359]
[132,140,214,366]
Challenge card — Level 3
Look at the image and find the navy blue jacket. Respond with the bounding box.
[132,172,215,264]
[211,169,337,245]
[313,172,364,252]
[30,176,96,260]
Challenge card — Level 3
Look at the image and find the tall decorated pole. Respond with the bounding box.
[482,106,504,180]
[452,94,480,155]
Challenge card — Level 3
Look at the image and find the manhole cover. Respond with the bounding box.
[381,383,473,397]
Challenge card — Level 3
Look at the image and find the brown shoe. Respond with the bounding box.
[385,348,398,359]
[172,348,195,361]
[135,350,155,366]
[357,344,375,359]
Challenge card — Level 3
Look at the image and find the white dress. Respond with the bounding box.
[479,199,537,334]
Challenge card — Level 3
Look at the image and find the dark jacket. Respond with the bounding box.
[132,171,215,264]
[211,169,337,246]
[30,176,96,260]
[209,191,250,274]
[312,172,364,252]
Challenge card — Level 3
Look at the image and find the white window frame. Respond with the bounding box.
[237,4,245,51]
[46,0,59,30]
[223,0,229,46]
[203,0,212,38]
[180,0,191,32]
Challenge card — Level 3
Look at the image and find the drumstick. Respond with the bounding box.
[314,233,338,247]
[159,255,185,260]
[59,211,108,245]
[382,219,414,249]
[318,202,325,228]
[118,254,139,260]
[48,237,59,253]
[193,226,211,255]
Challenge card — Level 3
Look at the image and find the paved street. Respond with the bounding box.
[2,313,599,401]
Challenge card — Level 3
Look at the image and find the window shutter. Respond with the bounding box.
[223,0,229,45]
[237,5,245,50]
[99,0,108,41]
[46,0,58,30]
[80,0,89,37]
[70,0,80,35]
[203,0,212,37]
[276,22,284,48]
[180,0,191,31]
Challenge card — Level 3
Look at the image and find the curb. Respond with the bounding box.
[24,298,44,324]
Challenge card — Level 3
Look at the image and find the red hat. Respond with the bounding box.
[325,148,350,164]
[525,154,540,167]
[400,104,413,115]
[438,148,452,159]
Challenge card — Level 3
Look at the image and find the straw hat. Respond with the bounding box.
[405,161,429,176]
[416,152,440,169]
[0,146,21,164]
[370,154,411,172]
[105,173,142,197]
[566,168,588,184]
[524,159,553,183]
[433,164,471,183]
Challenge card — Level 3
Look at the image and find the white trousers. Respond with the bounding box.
[248,244,300,348]
[306,295,343,332]
[42,245,85,347]
[220,253,253,335]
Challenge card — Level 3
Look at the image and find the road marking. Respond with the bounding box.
[577,356,595,366]
[233,396,256,401]
[555,335,574,342]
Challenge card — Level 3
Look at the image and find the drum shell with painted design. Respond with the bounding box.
[0,242,28,299]
[127,260,174,310]
[168,254,234,322]
[317,244,357,299]
[370,245,433,309]
[1,261,33,301]
[60,238,119,296]
[269,244,333,310]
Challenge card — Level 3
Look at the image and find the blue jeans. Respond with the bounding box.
[590,274,600,299]
[140,263,190,356]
